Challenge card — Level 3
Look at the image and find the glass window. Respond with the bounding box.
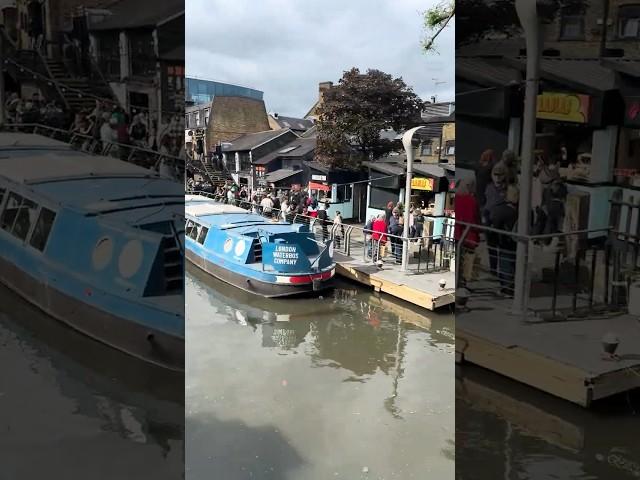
[445,140,455,156]
[1,192,23,234]
[188,221,199,240]
[197,226,209,244]
[1,193,38,241]
[204,108,210,125]
[619,6,640,38]
[29,208,56,251]
[560,15,585,39]
[421,142,433,156]
[369,186,398,210]
[195,111,201,127]
[186,220,197,238]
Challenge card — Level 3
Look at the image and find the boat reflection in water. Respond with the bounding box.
[0,281,183,479]
[186,264,455,480]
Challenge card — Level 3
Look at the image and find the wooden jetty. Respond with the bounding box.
[334,251,455,311]
[456,294,640,407]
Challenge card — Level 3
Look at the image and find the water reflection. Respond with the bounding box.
[0,284,183,479]
[186,266,454,479]
[457,365,640,479]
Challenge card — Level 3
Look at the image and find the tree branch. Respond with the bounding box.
[423,6,455,52]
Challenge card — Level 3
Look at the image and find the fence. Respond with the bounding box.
[3,123,185,179]
[455,219,619,320]
[187,190,455,275]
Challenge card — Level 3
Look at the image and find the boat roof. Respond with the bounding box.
[0,133,181,217]
[185,203,248,217]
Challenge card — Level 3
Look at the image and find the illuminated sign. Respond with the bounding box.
[411,177,435,191]
[311,174,327,181]
[536,92,590,123]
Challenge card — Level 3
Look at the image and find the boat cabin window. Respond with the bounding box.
[29,208,57,251]
[0,192,38,241]
[0,188,5,207]
[186,220,197,238]
[197,226,209,244]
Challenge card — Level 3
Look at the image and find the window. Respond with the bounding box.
[559,15,585,39]
[195,111,201,127]
[197,226,209,244]
[619,6,640,38]
[204,108,210,125]
[445,140,455,156]
[421,142,433,156]
[29,208,56,251]
[0,188,5,207]
[185,114,190,128]
[0,192,38,241]
[369,186,398,210]
[185,220,197,239]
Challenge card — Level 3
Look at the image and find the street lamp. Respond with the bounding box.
[401,126,426,272]
[513,0,542,315]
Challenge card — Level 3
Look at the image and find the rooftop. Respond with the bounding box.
[223,129,296,152]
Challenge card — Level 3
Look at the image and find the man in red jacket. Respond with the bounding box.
[371,214,388,266]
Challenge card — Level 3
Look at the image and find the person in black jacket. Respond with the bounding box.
[317,202,329,241]
[491,185,519,296]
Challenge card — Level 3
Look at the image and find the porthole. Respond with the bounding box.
[234,239,246,256]
[92,237,113,271]
[118,240,144,278]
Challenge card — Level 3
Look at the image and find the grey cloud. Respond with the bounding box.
[186,0,454,117]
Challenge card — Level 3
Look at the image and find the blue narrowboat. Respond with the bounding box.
[0,133,184,370]
[185,194,335,296]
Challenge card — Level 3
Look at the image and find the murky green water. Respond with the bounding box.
[0,284,184,479]
[456,365,640,480]
[185,266,455,480]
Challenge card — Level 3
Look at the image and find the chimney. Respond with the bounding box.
[274,112,278,118]
[319,81,333,94]
[430,96,436,103]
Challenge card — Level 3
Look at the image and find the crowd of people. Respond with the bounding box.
[455,148,569,296]
[4,91,68,128]
[188,178,432,268]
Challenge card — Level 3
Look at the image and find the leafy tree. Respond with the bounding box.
[423,1,455,52]
[315,68,424,169]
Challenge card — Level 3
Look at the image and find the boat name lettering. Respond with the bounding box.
[272,245,299,265]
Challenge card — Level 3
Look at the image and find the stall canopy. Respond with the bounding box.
[309,181,330,192]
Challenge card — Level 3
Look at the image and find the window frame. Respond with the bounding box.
[420,141,433,156]
[618,5,640,39]
[559,14,586,40]
[0,189,57,252]
[28,206,57,252]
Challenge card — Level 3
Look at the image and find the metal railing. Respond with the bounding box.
[187,190,455,274]
[455,218,617,320]
[3,123,185,179]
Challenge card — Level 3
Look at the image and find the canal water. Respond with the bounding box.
[185,266,455,480]
[0,284,184,479]
[457,365,640,479]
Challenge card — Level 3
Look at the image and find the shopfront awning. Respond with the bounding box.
[309,181,330,192]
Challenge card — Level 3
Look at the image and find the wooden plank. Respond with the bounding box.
[457,328,592,406]
[589,365,640,401]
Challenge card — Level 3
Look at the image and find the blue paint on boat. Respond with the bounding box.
[185,195,335,296]
[0,133,184,370]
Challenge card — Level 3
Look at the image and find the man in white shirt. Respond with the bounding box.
[260,194,274,216]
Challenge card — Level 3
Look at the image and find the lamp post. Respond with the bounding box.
[513,0,542,315]
[401,126,426,272]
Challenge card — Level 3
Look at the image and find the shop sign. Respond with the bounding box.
[625,97,640,127]
[311,174,327,181]
[536,92,590,123]
[411,177,435,191]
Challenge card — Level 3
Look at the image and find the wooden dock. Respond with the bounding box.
[334,252,455,311]
[456,294,640,407]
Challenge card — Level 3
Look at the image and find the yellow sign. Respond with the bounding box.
[411,177,434,191]
[536,92,590,123]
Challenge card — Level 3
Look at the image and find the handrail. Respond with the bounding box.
[454,219,612,242]
[4,123,185,166]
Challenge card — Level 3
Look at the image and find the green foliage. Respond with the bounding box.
[422,1,455,52]
[315,68,424,169]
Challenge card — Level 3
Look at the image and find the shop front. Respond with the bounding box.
[411,164,452,238]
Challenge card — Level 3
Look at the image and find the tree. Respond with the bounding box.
[315,68,424,169]
[422,1,455,52]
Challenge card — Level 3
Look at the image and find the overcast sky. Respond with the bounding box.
[186,0,454,118]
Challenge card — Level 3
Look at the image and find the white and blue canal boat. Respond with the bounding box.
[0,133,184,370]
[185,194,335,296]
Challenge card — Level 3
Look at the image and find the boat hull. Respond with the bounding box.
[0,256,184,371]
[186,249,334,297]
